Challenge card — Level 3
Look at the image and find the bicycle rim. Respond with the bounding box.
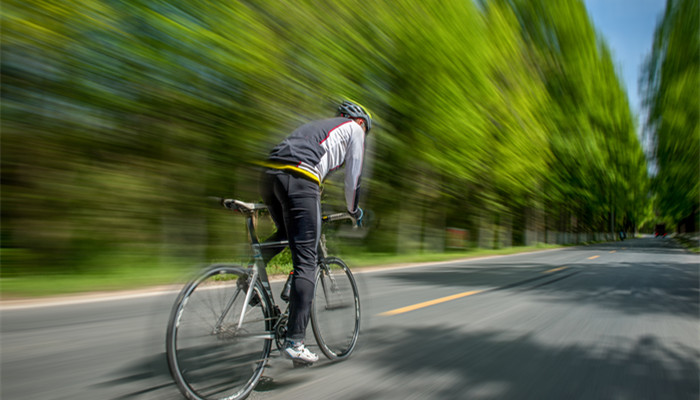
[311,258,360,360]
[166,266,272,400]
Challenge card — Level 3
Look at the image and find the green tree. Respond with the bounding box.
[642,0,699,231]
[503,0,648,238]
[1,0,654,281]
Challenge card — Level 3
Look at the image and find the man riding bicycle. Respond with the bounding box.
[260,100,372,364]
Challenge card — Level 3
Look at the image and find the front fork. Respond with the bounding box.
[317,234,340,307]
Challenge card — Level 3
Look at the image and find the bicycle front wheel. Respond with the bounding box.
[166,265,273,400]
[311,257,360,360]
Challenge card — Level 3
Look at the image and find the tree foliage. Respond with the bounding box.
[1,0,665,275]
[642,0,699,229]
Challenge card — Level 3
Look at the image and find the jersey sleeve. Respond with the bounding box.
[344,124,365,213]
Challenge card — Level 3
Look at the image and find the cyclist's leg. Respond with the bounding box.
[260,169,288,264]
[263,171,321,359]
[285,191,321,343]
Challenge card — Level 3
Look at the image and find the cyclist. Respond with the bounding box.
[260,100,372,364]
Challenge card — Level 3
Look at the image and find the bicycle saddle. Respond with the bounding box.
[222,199,268,213]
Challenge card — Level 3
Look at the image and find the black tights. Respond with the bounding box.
[260,170,320,341]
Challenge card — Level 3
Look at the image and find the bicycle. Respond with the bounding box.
[166,198,361,400]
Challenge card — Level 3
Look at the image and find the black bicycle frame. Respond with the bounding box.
[243,214,288,305]
[241,208,347,313]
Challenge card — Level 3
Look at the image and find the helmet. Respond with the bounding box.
[337,100,372,133]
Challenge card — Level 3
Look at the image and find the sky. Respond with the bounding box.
[582,0,667,123]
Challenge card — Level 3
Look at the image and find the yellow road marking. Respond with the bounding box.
[609,250,617,254]
[379,290,483,316]
[543,266,568,273]
[588,255,600,260]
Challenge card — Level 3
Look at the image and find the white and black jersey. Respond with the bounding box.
[267,117,365,213]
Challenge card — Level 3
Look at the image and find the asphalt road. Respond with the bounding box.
[2,236,698,400]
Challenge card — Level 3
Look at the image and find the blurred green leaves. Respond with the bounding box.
[1,0,688,277]
[642,0,699,227]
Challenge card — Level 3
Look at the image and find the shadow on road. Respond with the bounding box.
[531,261,699,318]
[352,326,700,400]
[344,237,699,399]
[91,237,698,400]
[560,237,691,254]
[377,238,699,318]
[90,351,176,399]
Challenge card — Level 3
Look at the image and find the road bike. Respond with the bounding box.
[166,198,361,400]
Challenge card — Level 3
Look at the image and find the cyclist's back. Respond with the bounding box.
[266,116,365,211]
[260,100,372,364]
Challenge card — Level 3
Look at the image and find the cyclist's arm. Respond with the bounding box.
[344,124,365,214]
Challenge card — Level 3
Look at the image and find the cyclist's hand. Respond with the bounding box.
[349,207,364,228]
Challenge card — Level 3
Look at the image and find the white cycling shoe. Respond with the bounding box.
[282,341,319,365]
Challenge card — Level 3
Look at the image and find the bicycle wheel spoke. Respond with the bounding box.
[167,267,272,400]
[311,258,360,360]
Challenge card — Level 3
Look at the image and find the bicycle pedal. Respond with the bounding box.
[292,360,313,368]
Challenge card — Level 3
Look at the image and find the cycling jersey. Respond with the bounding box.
[266,117,365,213]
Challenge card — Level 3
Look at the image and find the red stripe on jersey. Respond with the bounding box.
[319,120,354,144]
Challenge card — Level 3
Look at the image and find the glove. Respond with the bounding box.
[349,207,364,227]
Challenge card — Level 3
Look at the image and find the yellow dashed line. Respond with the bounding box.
[379,290,483,316]
[544,266,568,273]
[588,255,600,260]
[609,250,617,254]
[380,265,576,317]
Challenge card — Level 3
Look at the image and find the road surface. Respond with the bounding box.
[2,236,698,399]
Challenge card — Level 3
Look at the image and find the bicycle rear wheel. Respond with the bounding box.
[311,257,360,360]
[166,265,273,400]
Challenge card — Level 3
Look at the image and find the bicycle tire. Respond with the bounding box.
[310,257,360,360]
[166,265,273,400]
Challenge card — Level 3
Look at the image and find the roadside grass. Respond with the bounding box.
[1,263,193,299]
[0,243,561,299]
[343,243,561,268]
[674,234,700,254]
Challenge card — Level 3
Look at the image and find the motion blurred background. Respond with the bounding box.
[2,0,697,296]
